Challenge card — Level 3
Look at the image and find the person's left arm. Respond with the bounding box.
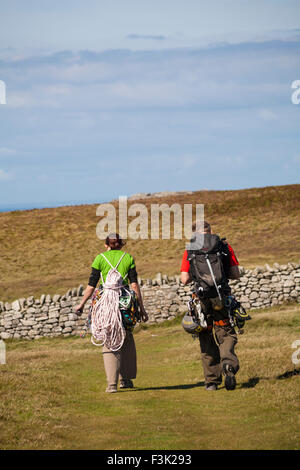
[127,257,148,322]
[227,244,240,280]
[130,282,148,322]
[228,265,240,280]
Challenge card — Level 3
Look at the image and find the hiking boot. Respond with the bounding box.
[105,385,117,393]
[205,383,218,391]
[223,363,236,390]
[119,379,134,389]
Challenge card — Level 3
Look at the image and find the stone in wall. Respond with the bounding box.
[0,263,299,339]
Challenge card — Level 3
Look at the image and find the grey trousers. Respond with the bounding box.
[197,297,240,386]
[199,326,239,386]
[102,331,137,387]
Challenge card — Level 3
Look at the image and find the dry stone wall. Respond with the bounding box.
[0,262,299,340]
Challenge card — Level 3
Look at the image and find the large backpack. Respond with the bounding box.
[187,233,231,300]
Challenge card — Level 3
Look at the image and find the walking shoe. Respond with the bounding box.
[119,379,134,389]
[205,383,218,391]
[105,385,117,393]
[223,363,236,391]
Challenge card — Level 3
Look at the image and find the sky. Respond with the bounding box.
[0,0,300,210]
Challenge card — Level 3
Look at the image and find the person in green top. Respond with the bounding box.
[75,233,148,393]
[91,249,136,287]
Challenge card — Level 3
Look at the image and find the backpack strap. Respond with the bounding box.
[115,252,126,269]
[100,251,126,269]
[205,254,222,301]
[100,252,127,283]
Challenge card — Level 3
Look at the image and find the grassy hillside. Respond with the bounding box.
[0,304,299,450]
[0,184,299,302]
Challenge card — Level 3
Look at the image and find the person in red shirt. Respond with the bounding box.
[181,225,240,284]
[180,221,241,391]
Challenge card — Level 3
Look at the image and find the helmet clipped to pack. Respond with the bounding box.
[181,297,208,336]
[181,311,205,335]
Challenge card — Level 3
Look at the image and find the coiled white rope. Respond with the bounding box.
[91,253,126,351]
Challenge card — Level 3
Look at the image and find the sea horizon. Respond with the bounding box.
[0,183,298,213]
[0,199,104,213]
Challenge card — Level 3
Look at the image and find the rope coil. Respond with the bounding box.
[90,253,126,351]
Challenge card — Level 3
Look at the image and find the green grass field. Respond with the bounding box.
[1,303,299,450]
[1,184,299,302]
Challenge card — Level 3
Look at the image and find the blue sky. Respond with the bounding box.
[0,0,300,209]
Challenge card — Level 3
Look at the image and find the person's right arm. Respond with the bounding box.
[75,285,95,314]
[75,265,100,314]
[180,250,191,285]
[180,271,191,285]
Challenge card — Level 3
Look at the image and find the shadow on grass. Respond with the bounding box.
[124,381,205,392]
[240,376,260,388]
[276,368,300,380]
[126,370,300,393]
[240,368,300,388]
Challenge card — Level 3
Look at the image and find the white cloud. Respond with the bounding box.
[0,147,16,155]
[0,37,299,205]
[0,169,13,180]
[1,38,298,112]
[182,155,197,168]
[258,109,279,121]
[126,34,167,41]
[292,155,300,164]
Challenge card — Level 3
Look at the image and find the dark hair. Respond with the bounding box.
[105,233,125,250]
[192,220,211,233]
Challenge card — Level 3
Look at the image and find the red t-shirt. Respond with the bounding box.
[180,243,239,272]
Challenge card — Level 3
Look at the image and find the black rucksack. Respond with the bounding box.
[187,233,231,299]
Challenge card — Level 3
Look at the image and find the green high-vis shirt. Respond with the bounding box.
[91,250,135,285]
